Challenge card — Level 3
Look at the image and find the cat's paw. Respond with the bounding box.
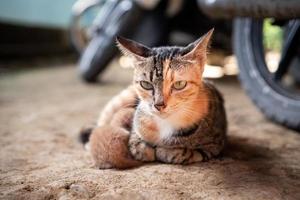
[96,162,113,169]
[155,147,204,164]
[129,134,155,162]
[190,151,204,163]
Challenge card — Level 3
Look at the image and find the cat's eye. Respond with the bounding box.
[140,81,153,90]
[173,81,187,90]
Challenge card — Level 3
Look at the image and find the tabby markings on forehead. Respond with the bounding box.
[153,56,163,79]
[149,71,154,82]
[169,58,196,70]
[135,57,153,67]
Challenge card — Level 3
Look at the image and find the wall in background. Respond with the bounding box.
[0,0,77,29]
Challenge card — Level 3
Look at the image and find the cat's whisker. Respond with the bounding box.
[120,102,139,107]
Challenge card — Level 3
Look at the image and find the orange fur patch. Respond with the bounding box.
[162,59,172,103]
[160,59,209,129]
[97,86,137,126]
[136,115,160,144]
[90,126,141,169]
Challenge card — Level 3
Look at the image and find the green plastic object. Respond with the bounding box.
[0,0,77,29]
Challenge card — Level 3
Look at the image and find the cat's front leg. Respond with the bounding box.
[128,133,156,162]
[155,147,204,164]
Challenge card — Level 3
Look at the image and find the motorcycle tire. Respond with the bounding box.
[234,18,300,131]
[79,0,143,82]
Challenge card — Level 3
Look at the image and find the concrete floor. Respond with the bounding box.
[0,59,300,200]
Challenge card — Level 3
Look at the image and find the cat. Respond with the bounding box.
[80,29,227,169]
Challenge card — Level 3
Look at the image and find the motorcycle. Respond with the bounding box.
[70,0,300,131]
[199,0,300,131]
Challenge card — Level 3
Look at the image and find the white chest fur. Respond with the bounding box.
[154,116,175,140]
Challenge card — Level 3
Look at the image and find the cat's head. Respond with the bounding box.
[116,29,213,119]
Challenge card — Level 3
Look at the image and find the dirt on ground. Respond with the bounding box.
[0,60,300,200]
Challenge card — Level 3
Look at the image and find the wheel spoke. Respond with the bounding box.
[274,20,300,81]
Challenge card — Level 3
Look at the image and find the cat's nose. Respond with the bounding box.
[154,102,166,111]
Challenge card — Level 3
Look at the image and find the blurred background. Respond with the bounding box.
[0,0,283,73]
[0,0,299,129]
[0,0,284,78]
[0,0,76,57]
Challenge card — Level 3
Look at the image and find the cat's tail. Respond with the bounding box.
[79,127,93,144]
[89,126,142,169]
[79,126,95,151]
[79,107,140,169]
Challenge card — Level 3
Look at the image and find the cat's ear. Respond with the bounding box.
[181,28,214,65]
[116,36,152,61]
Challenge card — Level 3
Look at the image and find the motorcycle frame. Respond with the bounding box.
[198,0,300,19]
